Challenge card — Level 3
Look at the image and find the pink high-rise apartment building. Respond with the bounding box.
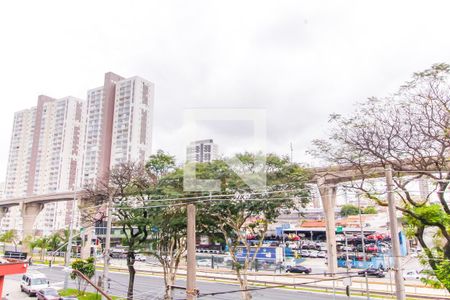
[1,72,154,235]
[2,96,84,235]
[80,72,154,188]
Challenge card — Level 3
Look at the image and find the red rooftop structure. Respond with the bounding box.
[0,259,28,298]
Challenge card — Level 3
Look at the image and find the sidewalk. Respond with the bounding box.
[3,279,28,300]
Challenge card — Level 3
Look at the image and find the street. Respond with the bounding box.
[5,265,357,300]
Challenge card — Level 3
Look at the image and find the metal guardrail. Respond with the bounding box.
[102,264,450,300]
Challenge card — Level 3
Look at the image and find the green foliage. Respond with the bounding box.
[71,257,96,294]
[363,206,377,214]
[59,289,101,300]
[340,204,359,216]
[47,233,62,252]
[145,150,176,178]
[0,230,18,251]
[194,153,311,297]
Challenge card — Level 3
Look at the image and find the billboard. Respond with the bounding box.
[235,247,283,263]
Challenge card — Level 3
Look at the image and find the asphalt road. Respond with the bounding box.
[6,265,357,300]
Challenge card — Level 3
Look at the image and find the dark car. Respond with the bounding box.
[286,265,312,274]
[358,268,385,278]
[36,288,60,300]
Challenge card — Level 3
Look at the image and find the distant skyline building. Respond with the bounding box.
[1,72,154,236]
[186,139,219,163]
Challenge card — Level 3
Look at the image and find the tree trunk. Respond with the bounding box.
[236,268,252,300]
[127,254,136,299]
[164,273,174,300]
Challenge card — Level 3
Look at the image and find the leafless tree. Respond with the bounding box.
[310,63,450,290]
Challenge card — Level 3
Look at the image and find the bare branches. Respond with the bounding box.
[311,64,450,291]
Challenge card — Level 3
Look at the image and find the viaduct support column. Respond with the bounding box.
[0,207,9,224]
[79,198,94,259]
[21,202,44,253]
[318,179,338,275]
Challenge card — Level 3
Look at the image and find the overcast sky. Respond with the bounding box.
[1,1,450,177]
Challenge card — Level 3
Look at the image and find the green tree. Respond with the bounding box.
[35,237,49,261]
[197,153,310,300]
[144,152,187,300]
[310,64,450,291]
[47,233,62,253]
[363,206,377,214]
[340,204,360,217]
[0,230,18,252]
[70,257,96,294]
[23,235,39,256]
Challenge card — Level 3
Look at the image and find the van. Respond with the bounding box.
[20,272,50,296]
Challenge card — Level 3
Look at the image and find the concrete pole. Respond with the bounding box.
[318,178,338,275]
[21,203,44,253]
[102,194,113,294]
[358,194,370,300]
[80,226,94,259]
[0,207,9,225]
[186,203,197,299]
[385,165,406,300]
[64,193,78,290]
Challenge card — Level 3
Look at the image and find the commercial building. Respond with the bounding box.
[186,139,218,163]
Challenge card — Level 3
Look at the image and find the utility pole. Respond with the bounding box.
[102,194,113,296]
[358,194,370,300]
[64,187,77,289]
[186,203,197,299]
[289,142,293,163]
[385,165,406,300]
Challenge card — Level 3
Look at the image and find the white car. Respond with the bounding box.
[309,250,319,258]
[342,246,354,252]
[403,270,423,280]
[20,272,50,296]
[197,259,211,267]
[300,250,310,257]
[135,254,146,262]
[317,251,327,258]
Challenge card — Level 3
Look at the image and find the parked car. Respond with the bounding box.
[309,250,319,258]
[36,288,60,300]
[135,254,146,261]
[341,246,354,252]
[358,268,385,278]
[21,272,50,296]
[110,248,127,258]
[286,265,311,274]
[197,259,211,267]
[366,244,378,252]
[300,250,310,257]
[317,251,327,258]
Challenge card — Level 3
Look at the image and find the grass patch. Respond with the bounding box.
[59,288,101,300]
[59,288,124,300]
